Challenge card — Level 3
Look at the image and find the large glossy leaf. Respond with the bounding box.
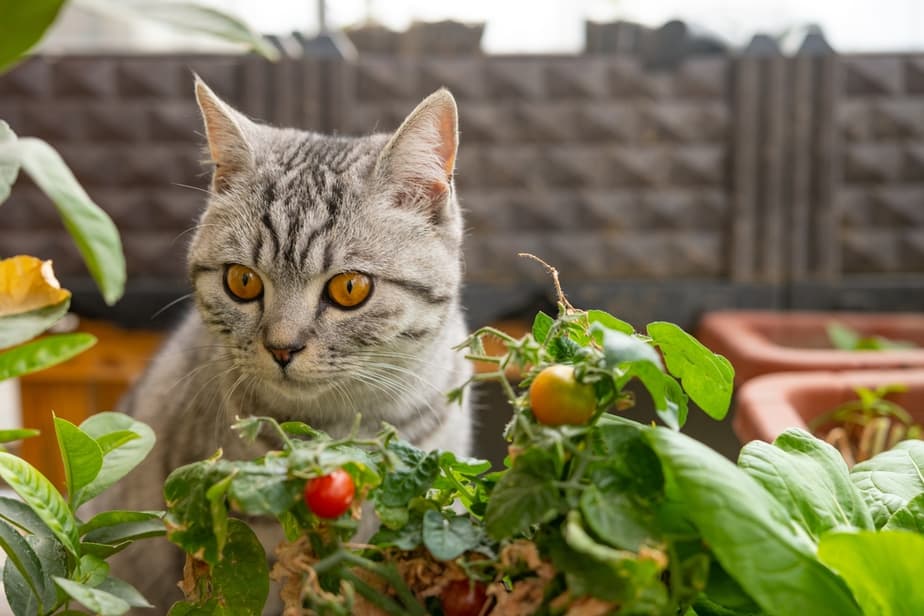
[0,1,66,72]
[0,518,45,612]
[645,427,861,616]
[3,535,65,616]
[55,577,130,616]
[0,333,96,381]
[646,322,734,419]
[883,493,924,533]
[0,452,79,557]
[16,137,125,305]
[78,412,156,504]
[0,300,71,350]
[0,429,40,444]
[81,513,164,546]
[81,0,279,60]
[0,496,52,537]
[0,121,19,202]
[738,429,873,541]
[817,531,924,615]
[851,440,924,528]
[54,416,104,508]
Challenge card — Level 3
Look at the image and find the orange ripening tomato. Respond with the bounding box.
[528,365,596,426]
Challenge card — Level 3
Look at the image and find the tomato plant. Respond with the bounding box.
[304,468,355,519]
[529,364,596,426]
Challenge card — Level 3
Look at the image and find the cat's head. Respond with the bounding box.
[186,77,464,400]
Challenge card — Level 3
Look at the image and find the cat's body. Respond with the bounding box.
[96,81,473,612]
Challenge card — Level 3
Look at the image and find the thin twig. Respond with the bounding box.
[518,253,575,312]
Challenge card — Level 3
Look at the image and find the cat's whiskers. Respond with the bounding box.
[352,358,443,396]
[150,292,195,321]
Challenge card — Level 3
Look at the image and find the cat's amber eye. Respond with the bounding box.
[326,272,372,309]
[224,264,263,301]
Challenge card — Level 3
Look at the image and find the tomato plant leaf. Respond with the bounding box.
[377,450,440,508]
[532,311,554,344]
[55,577,130,616]
[371,512,424,551]
[883,492,924,533]
[421,510,482,561]
[850,439,924,528]
[209,519,269,612]
[0,1,66,72]
[484,448,561,540]
[817,530,924,616]
[646,322,733,420]
[0,518,45,612]
[0,452,80,557]
[79,412,155,505]
[0,333,97,381]
[738,429,873,541]
[0,120,19,202]
[16,137,125,305]
[164,461,231,566]
[645,427,862,616]
[586,309,634,334]
[54,416,104,508]
[592,324,663,370]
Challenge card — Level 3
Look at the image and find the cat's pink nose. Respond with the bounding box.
[265,344,305,368]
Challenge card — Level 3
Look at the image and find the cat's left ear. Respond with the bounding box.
[375,88,458,221]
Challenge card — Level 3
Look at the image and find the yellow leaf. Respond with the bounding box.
[0,255,70,317]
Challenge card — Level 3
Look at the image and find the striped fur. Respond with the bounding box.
[96,80,473,613]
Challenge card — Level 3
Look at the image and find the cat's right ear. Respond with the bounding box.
[194,75,254,193]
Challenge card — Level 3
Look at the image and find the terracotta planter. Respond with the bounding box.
[734,369,924,444]
[697,310,924,385]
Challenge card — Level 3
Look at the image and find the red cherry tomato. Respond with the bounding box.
[441,579,488,616]
[304,469,355,519]
[528,364,596,426]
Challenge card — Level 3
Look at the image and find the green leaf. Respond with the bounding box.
[0,298,71,350]
[3,534,65,616]
[592,324,663,370]
[55,577,130,616]
[207,472,233,554]
[94,430,139,456]
[0,429,39,444]
[826,322,859,350]
[164,461,231,565]
[377,450,440,508]
[0,1,67,72]
[77,553,109,588]
[437,450,491,476]
[227,465,301,516]
[884,493,924,533]
[167,598,225,615]
[645,427,861,616]
[580,485,657,551]
[85,0,279,61]
[738,429,873,541]
[209,519,269,612]
[54,416,104,507]
[79,412,156,504]
[0,518,45,612]
[0,120,19,202]
[586,309,634,335]
[851,439,924,528]
[484,448,561,540]
[625,361,688,430]
[422,510,482,561]
[0,333,97,381]
[96,577,154,609]
[82,516,165,546]
[817,530,924,615]
[0,496,53,537]
[532,311,554,344]
[16,137,125,305]
[647,322,734,420]
[371,512,423,551]
[0,452,80,557]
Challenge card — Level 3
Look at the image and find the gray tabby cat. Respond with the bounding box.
[99,78,473,611]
